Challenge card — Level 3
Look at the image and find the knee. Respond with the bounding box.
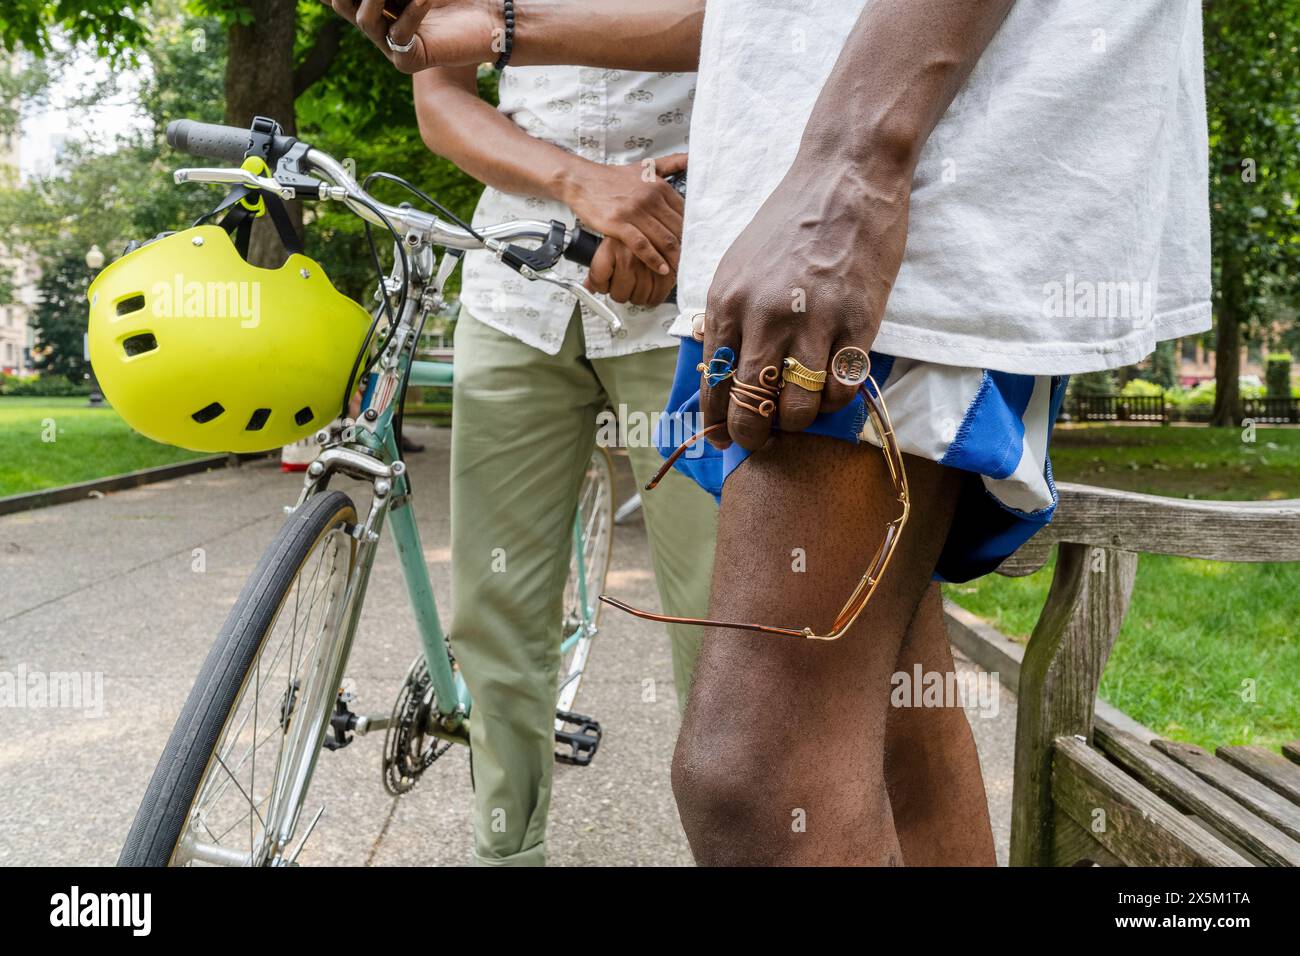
[670,726,781,865]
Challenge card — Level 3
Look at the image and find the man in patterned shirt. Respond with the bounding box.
[410,61,715,865]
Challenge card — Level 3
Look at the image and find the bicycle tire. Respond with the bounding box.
[118,490,358,867]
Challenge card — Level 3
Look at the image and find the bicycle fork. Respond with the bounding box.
[260,448,399,864]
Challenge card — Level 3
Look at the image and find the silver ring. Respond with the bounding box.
[386,31,416,54]
[831,346,870,387]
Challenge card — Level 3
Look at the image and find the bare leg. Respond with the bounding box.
[884,583,996,866]
[671,432,960,865]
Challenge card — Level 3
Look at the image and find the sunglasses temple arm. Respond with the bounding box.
[598,594,809,639]
[644,421,731,491]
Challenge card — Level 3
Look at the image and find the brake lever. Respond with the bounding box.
[485,234,624,334]
[534,273,624,334]
[173,166,296,201]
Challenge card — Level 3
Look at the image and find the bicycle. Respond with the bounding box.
[119,117,626,867]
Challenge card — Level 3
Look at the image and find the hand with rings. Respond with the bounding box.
[694,138,907,450]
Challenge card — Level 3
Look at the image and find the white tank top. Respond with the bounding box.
[672,0,1210,375]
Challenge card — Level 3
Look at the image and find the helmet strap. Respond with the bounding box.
[194,158,304,261]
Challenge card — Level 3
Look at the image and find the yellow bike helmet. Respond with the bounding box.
[88,213,371,454]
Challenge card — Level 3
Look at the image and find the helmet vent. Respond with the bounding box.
[115,294,147,317]
[294,406,314,427]
[245,408,272,431]
[192,402,225,424]
[122,332,158,357]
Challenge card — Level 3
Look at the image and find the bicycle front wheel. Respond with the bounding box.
[119,490,358,867]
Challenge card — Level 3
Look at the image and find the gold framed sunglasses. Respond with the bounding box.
[599,365,910,641]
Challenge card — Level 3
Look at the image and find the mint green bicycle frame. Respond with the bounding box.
[353,357,595,732]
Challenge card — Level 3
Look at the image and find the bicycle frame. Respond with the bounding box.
[166,123,608,860]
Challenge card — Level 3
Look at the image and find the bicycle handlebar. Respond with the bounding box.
[167,118,558,252]
[164,118,665,319]
[166,119,295,165]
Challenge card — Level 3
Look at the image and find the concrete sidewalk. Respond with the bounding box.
[0,425,1015,866]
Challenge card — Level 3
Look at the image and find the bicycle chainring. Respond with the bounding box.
[382,655,453,795]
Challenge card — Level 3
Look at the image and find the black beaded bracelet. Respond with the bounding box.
[493,0,515,71]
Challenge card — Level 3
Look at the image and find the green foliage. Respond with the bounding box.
[1264,351,1292,397]
[0,372,89,396]
[31,251,95,380]
[1066,370,1117,399]
[0,1,150,63]
[291,6,493,300]
[1148,339,1178,390]
[1203,1,1300,324]
[1120,378,1165,397]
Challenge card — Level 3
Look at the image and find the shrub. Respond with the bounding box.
[1265,352,1293,398]
[1121,378,1166,397]
[1068,370,1117,398]
[0,374,92,397]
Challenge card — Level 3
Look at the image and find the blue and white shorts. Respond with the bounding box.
[655,337,1068,583]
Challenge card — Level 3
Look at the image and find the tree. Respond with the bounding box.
[31,249,94,379]
[1203,0,1300,425]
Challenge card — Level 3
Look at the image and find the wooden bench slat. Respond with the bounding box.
[1216,745,1300,807]
[1152,739,1300,842]
[1095,723,1300,866]
[1049,807,1125,867]
[994,483,1300,577]
[1053,736,1252,866]
[1283,741,1300,767]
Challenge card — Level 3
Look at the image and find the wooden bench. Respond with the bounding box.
[990,482,1300,866]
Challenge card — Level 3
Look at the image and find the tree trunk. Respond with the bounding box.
[1211,248,1244,427]
[224,0,300,268]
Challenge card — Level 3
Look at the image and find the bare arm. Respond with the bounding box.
[510,0,703,70]
[702,0,1017,451]
[413,67,688,295]
[324,0,703,74]
[413,67,575,205]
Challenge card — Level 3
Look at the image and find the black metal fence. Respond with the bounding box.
[1069,394,1300,425]
[1242,397,1300,424]
[1072,394,1169,423]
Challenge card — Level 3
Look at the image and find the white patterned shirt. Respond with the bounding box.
[459,64,695,358]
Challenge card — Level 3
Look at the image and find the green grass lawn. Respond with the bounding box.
[0,397,207,498]
[944,424,1300,750]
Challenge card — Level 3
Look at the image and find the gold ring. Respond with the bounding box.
[781,357,827,392]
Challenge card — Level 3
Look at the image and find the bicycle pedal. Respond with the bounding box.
[554,710,601,766]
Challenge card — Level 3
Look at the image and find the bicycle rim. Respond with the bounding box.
[557,447,615,715]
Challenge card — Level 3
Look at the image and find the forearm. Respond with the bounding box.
[798,0,1015,180]
[413,69,584,204]
[509,0,703,71]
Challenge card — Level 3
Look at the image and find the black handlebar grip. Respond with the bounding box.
[166,119,294,163]
[562,226,603,267]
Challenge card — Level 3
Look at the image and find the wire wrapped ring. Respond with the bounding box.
[697,345,737,388]
[730,365,782,417]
